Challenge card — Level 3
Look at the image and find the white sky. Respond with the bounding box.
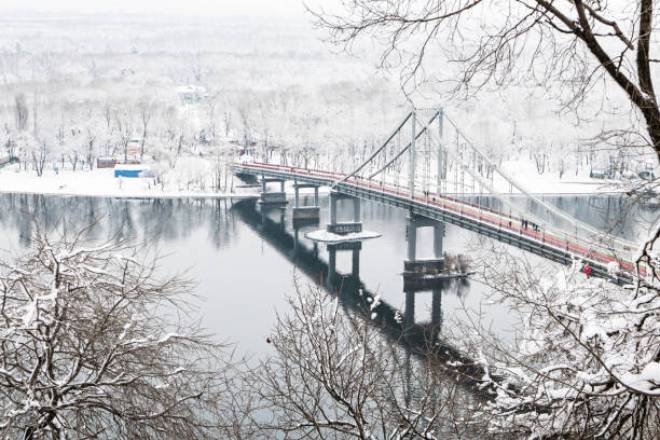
[0,0,309,17]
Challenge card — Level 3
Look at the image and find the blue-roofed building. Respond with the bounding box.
[114,164,150,178]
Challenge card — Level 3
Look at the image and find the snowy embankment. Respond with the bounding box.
[497,158,627,195]
[0,156,631,199]
[0,167,258,199]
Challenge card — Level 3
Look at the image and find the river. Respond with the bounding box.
[0,192,652,356]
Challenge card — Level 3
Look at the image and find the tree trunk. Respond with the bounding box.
[641,107,660,163]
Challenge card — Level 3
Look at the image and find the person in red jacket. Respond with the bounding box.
[582,262,593,278]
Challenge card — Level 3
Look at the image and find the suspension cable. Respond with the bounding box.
[331,112,413,188]
[440,114,636,250]
[366,111,440,181]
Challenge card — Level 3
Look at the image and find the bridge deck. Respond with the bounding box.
[233,162,641,282]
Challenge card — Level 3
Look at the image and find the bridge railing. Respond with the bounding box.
[234,161,645,278]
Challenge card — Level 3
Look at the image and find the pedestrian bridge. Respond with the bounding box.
[233,108,642,283]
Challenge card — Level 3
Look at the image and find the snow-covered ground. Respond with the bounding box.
[0,157,630,200]
[0,166,257,199]
[498,158,626,195]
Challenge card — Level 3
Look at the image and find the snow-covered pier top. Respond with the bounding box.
[305,229,381,244]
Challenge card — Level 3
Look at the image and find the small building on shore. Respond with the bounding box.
[114,164,150,178]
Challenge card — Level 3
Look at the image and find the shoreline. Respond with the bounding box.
[0,166,260,200]
[0,166,632,200]
[0,187,259,200]
[0,184,626,200]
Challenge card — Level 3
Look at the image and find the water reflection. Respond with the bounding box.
[0,194,240,250]
[0,192,644,366]
[236,199,489,395]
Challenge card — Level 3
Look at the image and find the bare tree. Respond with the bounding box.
[85,126,97,170]
[229,283,489,439]
[138,99,154,161]
[223,110,233,138]
[0,229,229,439]
[31,139,47,177]
[312,1,660,161]
[14,93,28,132]
[114,108,133,164]
[2,123,16,160]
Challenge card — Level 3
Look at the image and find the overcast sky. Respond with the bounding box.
[0,0,309,17]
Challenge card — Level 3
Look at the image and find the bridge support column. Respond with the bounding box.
[292,182,320,223]
[327,191,362,235]
[404,213,444,280]
[260,176,287,205]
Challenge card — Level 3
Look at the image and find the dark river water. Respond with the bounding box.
[0,192,654,356]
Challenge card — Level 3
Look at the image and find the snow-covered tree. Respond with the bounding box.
[462,250,660,439]
[0,230,228,438]
[313,1,660,163]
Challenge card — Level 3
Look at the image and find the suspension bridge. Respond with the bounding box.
[233,108,641,283]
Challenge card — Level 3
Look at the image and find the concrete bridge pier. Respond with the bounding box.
[293,181,320,222]
[326,241,362,289]
[327,191,362,235]
[260,176,287,205]
[404,213,445,277]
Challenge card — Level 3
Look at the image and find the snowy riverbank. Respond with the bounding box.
[0,158,633,200]
[0,167,258,199]
[496,158,629,195]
